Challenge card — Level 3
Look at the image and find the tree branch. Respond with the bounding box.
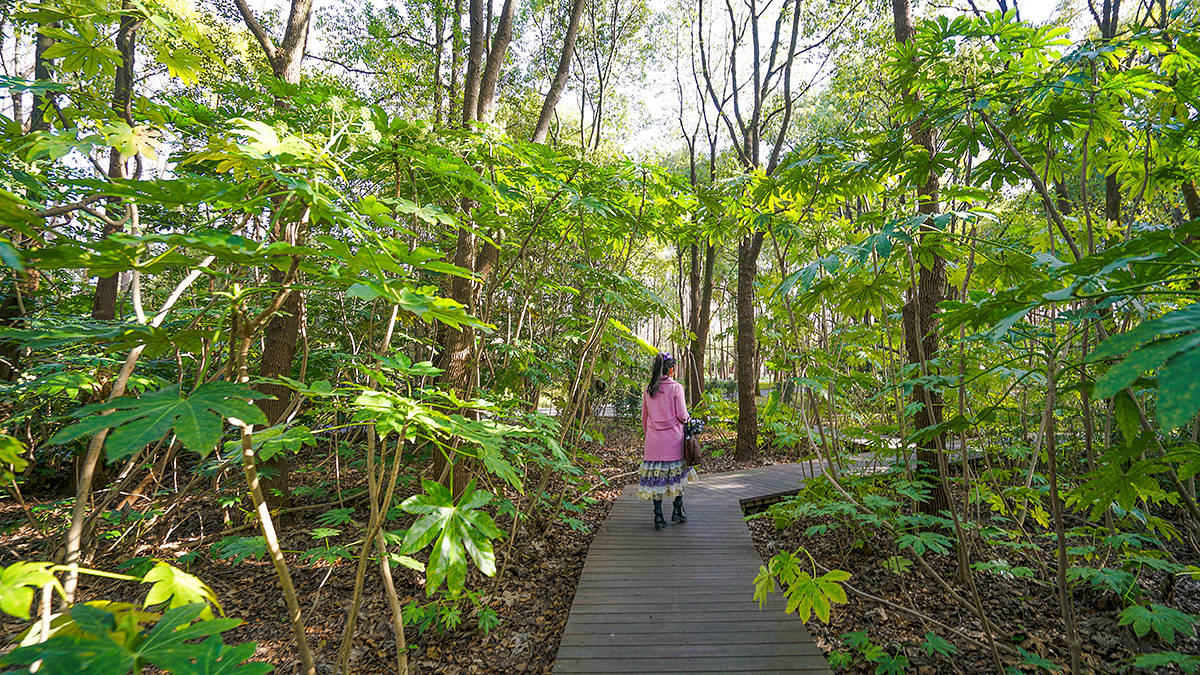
[979,109,1083,262]
[232,0,279,64]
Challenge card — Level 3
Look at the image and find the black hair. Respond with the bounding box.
[647,352,675,397]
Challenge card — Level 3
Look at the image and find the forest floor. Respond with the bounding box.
[0,417,800,674]
[748,501,1200,673]
[16,416,1180,674]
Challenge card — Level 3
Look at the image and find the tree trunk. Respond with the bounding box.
[449,0,463,121]
[231,0,316,506]
[734,233,764,459]
[274,0,314,83]
[30,24,54,131]
[256,219,304,506]
[532,0,586,143]
[476,0,515,121]
[461,0,485,125]
[433,0,445,125]
[1182,181,1200,220]
[0,270,37,382]
[687,244,715,405]
[893,0,949,514]
[92,8,138,321]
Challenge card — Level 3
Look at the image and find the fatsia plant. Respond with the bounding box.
[399,480,505,597]
[0,560,267,674]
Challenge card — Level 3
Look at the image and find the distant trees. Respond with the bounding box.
[695,0,810,459]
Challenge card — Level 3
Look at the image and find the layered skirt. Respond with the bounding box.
[636,458,698,501]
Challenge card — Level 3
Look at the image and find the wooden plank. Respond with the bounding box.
[553,655,831,673]
[555,642,824,659]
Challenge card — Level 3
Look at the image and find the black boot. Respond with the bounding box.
[653,499,666,530]
[672,495,687,523]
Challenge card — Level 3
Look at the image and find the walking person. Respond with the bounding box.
[637,352,697,530]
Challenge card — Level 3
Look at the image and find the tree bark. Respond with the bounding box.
[461,0,485,124]
[687,244,715,405]
[92,8,139,321]
[532,0,586,143]
[449,0,463,121]
[433,0,445,126]
[893,0,949,514]
[30,24,54,131]
[476,0,515,121]
[1182,181,1200,220]
[734,233,764,459]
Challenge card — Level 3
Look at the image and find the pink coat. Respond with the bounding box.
[641,376,689,462]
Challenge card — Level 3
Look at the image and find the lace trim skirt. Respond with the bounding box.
[636,459,698,501]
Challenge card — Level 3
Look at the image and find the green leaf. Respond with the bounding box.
[398,480,503,597]
[0,561,62,619]
[50,383,270,460]
[897,531,953,555]
[921,631,958,657]
[138,604,252,673]
[210,536,267,565]
[0,434,30,482]
[152,634,273,675]
[1118,604,1198,644]
[1094,333,1200,399]
[1113,390,1141,442]
[1158,347,1200,430]
[1018,647,1063,672]
[142,561,222,618]
[1132,652,1200,674]
[1090,304,1200,361]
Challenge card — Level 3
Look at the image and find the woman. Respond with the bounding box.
[638,352,697,530]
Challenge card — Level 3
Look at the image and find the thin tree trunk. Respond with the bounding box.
[449,0,463,121]
[461,0,485,125]
[734,232,764,459]
[532,0,586,143]
[30,25,53,131]
[893,0,949,514]
[232,0,316,506]
[433,0,445,125]
[92,8,138,321]
[476,0,515,121]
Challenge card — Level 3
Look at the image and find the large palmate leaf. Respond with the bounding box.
[142,561,223,618]
[0,561,62,620]
[1118,604,1199,645]
[1089,304,1200,429]
[1,603,269,675]
[399,480,504,597]
[50,383,269,460]
[753,549,850,623]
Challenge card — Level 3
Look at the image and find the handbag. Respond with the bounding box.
[683,435,702,466]
[682,418,704,466]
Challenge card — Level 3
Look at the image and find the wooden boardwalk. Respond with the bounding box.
[553,462,832,674]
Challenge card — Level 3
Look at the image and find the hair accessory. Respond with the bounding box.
[659,352,675,367]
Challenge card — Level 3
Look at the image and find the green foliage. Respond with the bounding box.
[0,562,63,620]
[141,561,223,619]
[1,603,270,675]
[51,383,270,461]
[210,537,267,565]
[1117,603,1199,645]
[399,480,504,597]
[753,548,850,622]
[920,632,957,658]
[1132,651,1200,673]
